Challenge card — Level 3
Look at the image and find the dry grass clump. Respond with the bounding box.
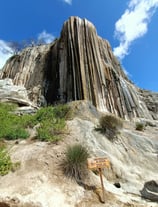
[135,122,145,131]
[62,144,89,182]
[96,114,123,141]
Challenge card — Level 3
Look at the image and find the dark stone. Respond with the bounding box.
[140,180,158,202]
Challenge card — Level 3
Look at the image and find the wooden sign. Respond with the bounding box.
[87,157,110,170]
[87,157,110,203]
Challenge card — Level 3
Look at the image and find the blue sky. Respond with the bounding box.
[0,0,158,91]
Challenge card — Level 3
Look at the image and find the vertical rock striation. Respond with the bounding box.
[0,16,157,120]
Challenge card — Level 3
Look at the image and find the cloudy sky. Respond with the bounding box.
[0,0,158,91]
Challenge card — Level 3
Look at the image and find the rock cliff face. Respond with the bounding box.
[0,16,157,120]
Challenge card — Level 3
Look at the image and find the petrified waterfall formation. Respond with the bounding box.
[0,17,157,120]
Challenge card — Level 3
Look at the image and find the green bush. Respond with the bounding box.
[35,106,55,122]
[97,114,123,141]
[35,104,70,142]
[0,142,21,176]
[53,104,71,119]
[37,119,65,142]
[0,103,70,142]
[135,122,145,131]
[35,104,70,122]
[0,103,29,140]
[2,127,29,140]
[0,145,13,176]
[62,144,89,181]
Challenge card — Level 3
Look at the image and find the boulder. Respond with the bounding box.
[0,78,37,110]
[140,180,158,202]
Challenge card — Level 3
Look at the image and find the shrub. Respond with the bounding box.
[0,103,29,140]
[35,104,70,142]
[37,119,65,142]
[0,103,70,142]
[0,145,13,176]
[3,127,29,140]
[97,114,123,141]
[0,143,21,176]
[62,144,89,181]
[135,122,145,131]
[35,104,70,122]
[34,106,55,122]
[53,104,71,119]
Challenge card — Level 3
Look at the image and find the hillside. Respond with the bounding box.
[0,101,158,207]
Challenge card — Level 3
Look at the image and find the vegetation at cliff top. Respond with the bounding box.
[0,102,70,142]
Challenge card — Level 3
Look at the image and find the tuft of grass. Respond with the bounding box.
[96,114,123,141]
[62,144,89,181]
[135,122,145,131]
[0,145,13,176]
[0,143,21,176]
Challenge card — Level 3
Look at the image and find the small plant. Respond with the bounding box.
[0,145,13,176]
[135,122,145,131]
[96,114,123,141]
[0,143,21,175]
[62,144,89,181]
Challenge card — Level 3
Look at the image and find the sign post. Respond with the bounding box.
[87,157,110,203]
[98,168,105,203]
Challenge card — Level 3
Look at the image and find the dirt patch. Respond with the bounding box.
[0,202,10,207]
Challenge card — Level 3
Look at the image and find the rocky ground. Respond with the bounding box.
[0,101,158,207]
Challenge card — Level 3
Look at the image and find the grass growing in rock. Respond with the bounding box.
[0,103,70,142]
[62,144,89,182]
[96,114,123,141]
[0,141,20,176]
[0,143,13,176]
[135,122,145,131]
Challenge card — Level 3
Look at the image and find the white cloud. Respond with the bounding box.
[113,0,158,59]
[38,30,55,44]
[0,31,55,69]
[63,0,72,5]
[0,40,13,69]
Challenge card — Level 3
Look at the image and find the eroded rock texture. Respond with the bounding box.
[139,89,158,120]
[0,16,157,120]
